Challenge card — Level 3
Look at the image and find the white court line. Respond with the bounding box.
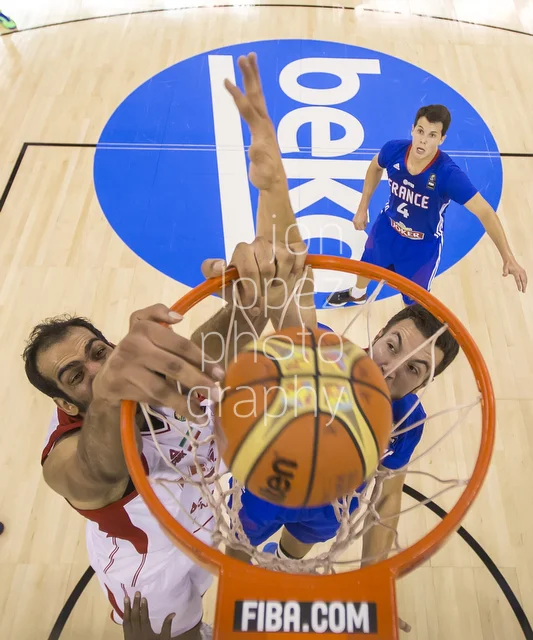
[95,142,501,158]
[208,54,255,261]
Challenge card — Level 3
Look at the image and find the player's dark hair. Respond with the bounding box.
[23,315,110,402]
[380,304,459,377]
[414,105,451,136]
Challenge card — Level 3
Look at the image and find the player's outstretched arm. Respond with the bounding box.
[225,53,317,327]
[464,192,527,292]
[224,53,300,246]
[353,155,384,231]
[361,470,406,566]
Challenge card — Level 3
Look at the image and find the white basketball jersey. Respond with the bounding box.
[41,404,217,591]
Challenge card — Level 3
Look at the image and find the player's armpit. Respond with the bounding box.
[42,431,130,509]
[361,470,406,566]
[373,153,386,171]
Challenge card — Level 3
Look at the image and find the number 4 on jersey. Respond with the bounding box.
[397,202,409,218]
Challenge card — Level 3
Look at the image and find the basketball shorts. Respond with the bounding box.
[87,524,213,636]
[362,213,443,305]
[238,489,359,546]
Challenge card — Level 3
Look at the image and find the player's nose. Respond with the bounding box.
[86,360,104,379]
[380,363,395,381]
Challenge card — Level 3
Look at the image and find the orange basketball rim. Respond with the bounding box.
[121,255,495,639]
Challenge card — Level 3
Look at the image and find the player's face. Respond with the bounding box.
[372,318,444,400]
[37,327,113,415]
[411,117,445,162]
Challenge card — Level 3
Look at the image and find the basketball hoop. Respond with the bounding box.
[121,255,495,639]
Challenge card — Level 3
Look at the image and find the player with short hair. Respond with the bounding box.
[236,303,459,566]
[24,53,309,639]
[24,238,306,640]
[219,55,460,573]
[327,104,527,307]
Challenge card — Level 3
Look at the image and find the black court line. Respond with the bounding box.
[1,141,531,213]
[47,566,95,640]
[46,485,533,638]
[0,143,27,212]
[403,484,533,639]
[1,4,533,39]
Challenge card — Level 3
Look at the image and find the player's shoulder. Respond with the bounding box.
[378,140,410,169]
[436,149,463,174]
[381,139,411,155]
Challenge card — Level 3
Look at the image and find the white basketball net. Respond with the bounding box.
[139,272,481,575]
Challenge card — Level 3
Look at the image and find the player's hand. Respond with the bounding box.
[201,237,308,317]
[123,592,175,640]
[92,304,224,420]
[353,208,369,231]
[503,256,527,292]
[224,53,284,191]
[399,617,412,633]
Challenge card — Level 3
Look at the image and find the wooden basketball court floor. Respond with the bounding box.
[1,1,533,638]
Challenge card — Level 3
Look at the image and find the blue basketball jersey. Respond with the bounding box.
[236,393,426,546]
[381,393,426,470]
[377,140,478,242]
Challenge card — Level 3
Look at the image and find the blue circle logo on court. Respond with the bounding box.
[94,39,502,303]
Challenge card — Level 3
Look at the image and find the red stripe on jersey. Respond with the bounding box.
[131,553,147,587]
[42,407,150,554]
[104,538,120,574]
[105,584,124,621]
[41,410,82,464]
[405,144,441,174]
[76,456,150,555]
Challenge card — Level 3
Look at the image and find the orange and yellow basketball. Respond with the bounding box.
[219,327,393,508]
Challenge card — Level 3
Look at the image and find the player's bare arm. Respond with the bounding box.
[354,154,384,231]
[43,305,223,510]
[224,53,301,246]
[464,192,527,292]
[361,470,406,565]
[225,53,317,325]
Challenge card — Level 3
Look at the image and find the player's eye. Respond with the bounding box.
[387,342,396,353]
[70,371,83,385]
[94,347,106,359]
[408,364,419,375]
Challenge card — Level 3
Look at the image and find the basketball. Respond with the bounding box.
[219,327,393,508]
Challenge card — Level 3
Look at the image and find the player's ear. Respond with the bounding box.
[54,397,80,417]
[439,134,446,146]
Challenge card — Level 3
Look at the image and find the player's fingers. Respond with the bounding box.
[516,271,524,292]
[161,613,176,639]
[129,304,182,329]
[132,592,142,632]
[139,597,150,629]
[253,237,277,299]
[399,617,412,633]
[201,258,227,279]
[272,244,296,284]
[289,242,308,278]
[224,77,258,126]
[520,269,527,293]
[247,52,268,115]
[238,54,257,94]
[122,596,132,628]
